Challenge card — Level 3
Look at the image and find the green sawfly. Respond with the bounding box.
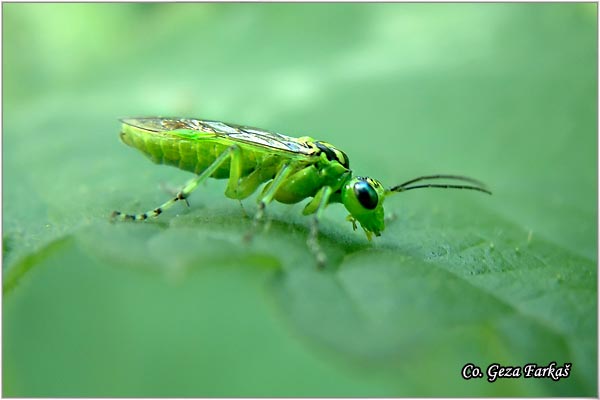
[112,117,491,266]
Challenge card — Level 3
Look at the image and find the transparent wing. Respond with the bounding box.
[120,117,317,155]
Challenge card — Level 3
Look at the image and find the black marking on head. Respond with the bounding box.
[353,179,379,210]
[358,176,382,189]
[315,141,350,169]
[370,179,382,189]
[154,208,162,215]
[176,193,187,200]
[315,142,337,162]
[126,214,136,221]
[337,149,350,169]
[141,213,148,220]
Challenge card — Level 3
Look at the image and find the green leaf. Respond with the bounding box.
[3,3,596,396]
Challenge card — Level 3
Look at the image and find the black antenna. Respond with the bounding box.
[388,174,492,195]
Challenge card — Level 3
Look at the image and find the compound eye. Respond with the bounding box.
[353,180,378,210]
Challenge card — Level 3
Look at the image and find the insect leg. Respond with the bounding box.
[243,163,294,241]
[224,151,281,200]
[304,186,333,268]
[160,182,190,207]
[237,201,249,218]
[111,145,240,221]
[224,143,244,199]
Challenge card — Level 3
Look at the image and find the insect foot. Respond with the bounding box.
[111,210,137,221]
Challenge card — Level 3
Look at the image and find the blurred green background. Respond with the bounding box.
[3,3,597,397]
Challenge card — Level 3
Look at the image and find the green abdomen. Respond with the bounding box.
[120,126,270,179]
[121,129,213,175]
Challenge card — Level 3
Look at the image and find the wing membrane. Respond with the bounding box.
[121,117,317,155]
